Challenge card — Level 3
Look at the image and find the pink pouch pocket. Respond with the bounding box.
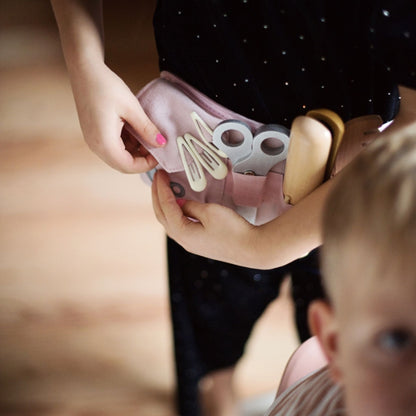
[126,71,291,226]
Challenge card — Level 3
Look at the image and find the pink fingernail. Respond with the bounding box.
[176,199,186,207]
[156,133,167,146]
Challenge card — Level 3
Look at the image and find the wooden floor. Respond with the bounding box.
[0,3,299,415]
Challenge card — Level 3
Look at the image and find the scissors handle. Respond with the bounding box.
[212,120,290,175]
[212,120,253,164]
[234,124,290,175]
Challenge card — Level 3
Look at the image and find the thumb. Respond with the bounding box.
[124,95,167,148]
[181,199,208,223]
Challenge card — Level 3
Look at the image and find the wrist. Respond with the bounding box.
[66,51,106,79]
[246,221,299,270]
[240,224,273,270]
[52,0,105,74]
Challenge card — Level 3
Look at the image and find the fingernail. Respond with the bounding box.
[156,133,167,146]
[176,199,186,207]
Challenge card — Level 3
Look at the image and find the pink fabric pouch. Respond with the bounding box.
[126,71,292,225]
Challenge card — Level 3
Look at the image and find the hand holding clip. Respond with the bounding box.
[152,170,259,265]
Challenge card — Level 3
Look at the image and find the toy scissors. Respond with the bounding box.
[212,120,290,175]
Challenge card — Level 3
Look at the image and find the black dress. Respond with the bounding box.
[153,1,416,414]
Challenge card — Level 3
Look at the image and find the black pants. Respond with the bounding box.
[167,238,325,416]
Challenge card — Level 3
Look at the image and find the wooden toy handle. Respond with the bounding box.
[283,116,332,205]
[306,109,345,179]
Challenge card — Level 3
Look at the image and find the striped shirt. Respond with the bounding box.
[265,366,346,416]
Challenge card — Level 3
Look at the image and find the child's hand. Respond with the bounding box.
[151,170,260,266]
[70,62,165,173]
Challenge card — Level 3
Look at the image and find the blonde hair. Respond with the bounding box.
[321,124,416,297]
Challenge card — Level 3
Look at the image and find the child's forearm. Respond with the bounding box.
[251,178,333,269]
[253,85,416,270]
[50,0,105,73]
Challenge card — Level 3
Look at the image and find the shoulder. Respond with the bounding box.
[266,366,346,416]
[277,336,328,395]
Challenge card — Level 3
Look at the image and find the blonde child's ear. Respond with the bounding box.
[308,300,342,383]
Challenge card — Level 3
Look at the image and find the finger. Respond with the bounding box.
[100,133,159,173]
[155,171,183,220]
[129,151,159,172]
[153,171,198,236]
[151,170,167,225]
[152,170,183,226]
[182,200,245,229]
[180,199,207,223]
[153,170,211,227]
[124,96,167,149]
[122,127,149,158]
[121,127,159,170]
[90,115,157,173]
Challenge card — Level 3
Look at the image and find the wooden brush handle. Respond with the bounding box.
[306,109,345,179]
[283,116,332,205]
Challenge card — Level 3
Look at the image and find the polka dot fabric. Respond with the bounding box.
[154,0,416,125]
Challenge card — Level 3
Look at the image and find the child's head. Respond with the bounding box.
[309,125,416,415]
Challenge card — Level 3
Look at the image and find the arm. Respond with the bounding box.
[152,86,416,269]
[152,168,332,270]
[240,84,415,268]
[51,0,165,173]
